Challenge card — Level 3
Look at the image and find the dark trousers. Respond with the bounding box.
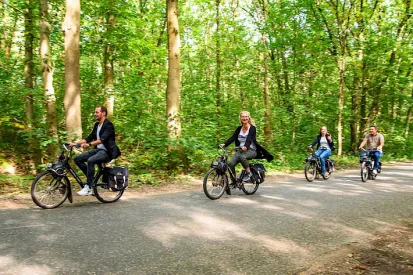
[228,149,257,182]
[74,149,110,187]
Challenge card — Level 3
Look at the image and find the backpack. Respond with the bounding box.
[105,166,129,191]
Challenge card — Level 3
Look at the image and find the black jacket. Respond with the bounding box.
[310,134,335,151]
[224,125,274,162]
[86,119,121,160]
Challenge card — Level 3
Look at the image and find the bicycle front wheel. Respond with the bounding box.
[203,168,228,200]
[31,171,69,209]
[361,162,368,182]
[305,162,316,182]
[93,173,124,203]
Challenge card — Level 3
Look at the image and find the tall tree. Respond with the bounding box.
[215,0,222,138]
[24,0,41,170]
[104,0,116,120]
[166,0,181,140]
[39,0,58,156]
[63,0,82,140]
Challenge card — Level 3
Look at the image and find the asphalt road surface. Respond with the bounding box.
[2,163,413,274]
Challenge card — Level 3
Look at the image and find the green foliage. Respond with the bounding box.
[0,0,412,183]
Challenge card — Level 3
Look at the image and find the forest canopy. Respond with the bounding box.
[0,0,412,176]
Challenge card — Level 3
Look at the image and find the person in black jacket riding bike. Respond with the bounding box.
[220,111,272,183]
[69,106,121,196]
[308,126,335,178]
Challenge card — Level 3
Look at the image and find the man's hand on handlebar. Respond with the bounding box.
[241,146,247,151]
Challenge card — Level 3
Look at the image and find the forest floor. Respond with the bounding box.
[1,169,413,274]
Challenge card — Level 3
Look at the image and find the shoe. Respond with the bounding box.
[373,169,378,175]
[321,173,326,179]
[77,185,92,196]
[242,172,252,183]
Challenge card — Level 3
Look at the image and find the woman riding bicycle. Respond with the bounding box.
[220,111,272,183]
[308,126,335,178]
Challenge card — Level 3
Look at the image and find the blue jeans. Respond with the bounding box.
[361,151,382,170]
[74,149,110,187]
[315,149,332,174]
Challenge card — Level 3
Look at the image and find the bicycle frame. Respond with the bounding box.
[47,144,105,203]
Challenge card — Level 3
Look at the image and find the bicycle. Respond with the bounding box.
[359,148,382,182]
[31,143,125,209]
[203,145,266,200]
[304,147,335,182]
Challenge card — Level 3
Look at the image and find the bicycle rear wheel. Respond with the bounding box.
[241,180,259,195]
[304,162,316,182]
[31,171,69,209]
[203,168,228,200]
[93,173,124,203]
[361,162,368,182]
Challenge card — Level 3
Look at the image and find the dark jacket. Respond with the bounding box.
[224,125,274,162]
[86,119,121,160]
[310,134,335,151]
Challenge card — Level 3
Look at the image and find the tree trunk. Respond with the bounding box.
[166,0,181,140]
[350,75,359,151]
[405,88,413,137]
[337,55,345,156]
[63,0,82,141]
[24,0,41,171]
[104,1,116,120]
[215,0,222,138]
[40,0,59,156]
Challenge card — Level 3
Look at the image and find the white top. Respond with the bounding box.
[319,136,330,150]
[97,123,107,150]
[238,126,256,150]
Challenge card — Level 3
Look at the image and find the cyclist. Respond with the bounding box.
[358,125,384,174]
[308,126,335,178]
[69,106,121,196]
[220,111,273,183]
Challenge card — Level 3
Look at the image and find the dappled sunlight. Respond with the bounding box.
[0,255,53,275]
[293,185,359,196]
[255,236,310,256]
[297,200,321,208]
[142,212,310,260]
[319,221,372,239]
[373,182,413,192]
[259,195,290,201]
[225,197,259,205]
[257,204,285,211]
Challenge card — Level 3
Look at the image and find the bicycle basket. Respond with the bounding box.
[211,157,227,175]
[251,163,266,184]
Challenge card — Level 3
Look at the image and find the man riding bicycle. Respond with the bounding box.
[358,125,384,175]
[69,106,121,196]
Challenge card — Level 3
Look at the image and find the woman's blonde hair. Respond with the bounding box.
[239,111,255,126]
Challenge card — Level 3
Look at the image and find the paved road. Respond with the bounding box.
[2,163,413,274]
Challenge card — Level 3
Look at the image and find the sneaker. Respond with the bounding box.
[321,173,326,179]
[77,185,92,196]
[242,172,252,183]
[373,169,378,175]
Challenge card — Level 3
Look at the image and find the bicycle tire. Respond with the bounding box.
[323,171,331,180]
[361,162,368,182]
[31,171,69,209]
[203,168,228,200]
[304,162,316,182]
[241,180,259,195]
[93,173,124,203]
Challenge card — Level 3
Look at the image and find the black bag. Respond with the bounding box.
[326,159,336,172]
[105,166,129,191]
[251,163,266,184]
